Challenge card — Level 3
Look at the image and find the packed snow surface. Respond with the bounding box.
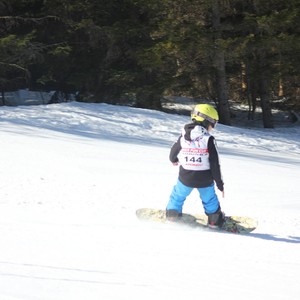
[0,102,300,300]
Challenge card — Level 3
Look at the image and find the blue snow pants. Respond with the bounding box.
[166,179,220,214]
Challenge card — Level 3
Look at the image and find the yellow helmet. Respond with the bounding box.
[191,104,219,127]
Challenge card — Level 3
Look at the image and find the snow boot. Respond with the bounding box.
[207,208,225,229]
[166,209,182,222]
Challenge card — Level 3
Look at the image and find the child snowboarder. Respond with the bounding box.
[166,104,225,228]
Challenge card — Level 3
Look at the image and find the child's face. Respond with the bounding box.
[207,124,213,132]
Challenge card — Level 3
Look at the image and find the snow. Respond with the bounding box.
[0,101,300,300]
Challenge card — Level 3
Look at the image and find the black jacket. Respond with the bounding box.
[169,123,224,191]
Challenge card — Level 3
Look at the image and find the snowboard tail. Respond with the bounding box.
[136,208,257,234]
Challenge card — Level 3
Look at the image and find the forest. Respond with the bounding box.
[0,0,299,127]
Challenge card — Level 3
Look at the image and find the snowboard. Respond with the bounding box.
[136,208,257,234]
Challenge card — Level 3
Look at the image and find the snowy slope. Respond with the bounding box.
[0,102,300,300]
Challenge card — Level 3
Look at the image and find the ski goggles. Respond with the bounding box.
[192,111,218,128]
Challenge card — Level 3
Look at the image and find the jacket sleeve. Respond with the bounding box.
[169,136,182,163]
[208,136,224,191]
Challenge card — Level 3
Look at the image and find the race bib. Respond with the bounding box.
[179,137,210,171]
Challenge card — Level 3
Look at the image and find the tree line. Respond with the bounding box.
[1,0,299,127]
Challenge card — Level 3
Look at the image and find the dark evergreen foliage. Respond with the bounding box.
[0,0,299,127]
